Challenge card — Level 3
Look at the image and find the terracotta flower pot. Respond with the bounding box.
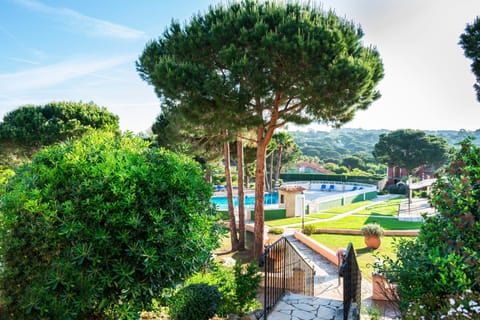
[364,236,381,249]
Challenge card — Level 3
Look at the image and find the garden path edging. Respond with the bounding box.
[293,231,339,266]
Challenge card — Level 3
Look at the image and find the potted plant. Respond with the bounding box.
[361,223,384,249]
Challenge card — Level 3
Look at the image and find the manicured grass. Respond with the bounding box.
[291,215,422,230]
[306,213,338,220]
[265,217,317,227]
[310,234,415,279]
[319,200,373,214]
[265,213,339,227]
[353,197,404,217]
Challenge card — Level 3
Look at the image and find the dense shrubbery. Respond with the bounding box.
[0,131,222,319]
[387,183,408,195]
[378,139,480,314]
[169,283,222,320]
[185,261,261,316]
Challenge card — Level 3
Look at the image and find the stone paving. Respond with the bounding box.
[268,293,344,320]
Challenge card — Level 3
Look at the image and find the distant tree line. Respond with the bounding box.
[289,128,480,174]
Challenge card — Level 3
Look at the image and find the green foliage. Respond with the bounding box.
[0,131,222,319]
[403,291,480,319]
[377,139,480,314]
[137,0,384,259]
[373,129,450,173]
[361,223,384,237]
[0,101,119,166]
[280,173,383,185]
[186,264,237,316]
[460,16,480,102]
[303,224,317,235]
[186,261,261,316]
[387,183,408,195]
[268,227,284,235]
[233,261,262,315]
[137,1,383,129]
[289,129,480,174]
[169,283,222,320]
[0,165,14,195]
[0,101,119,148]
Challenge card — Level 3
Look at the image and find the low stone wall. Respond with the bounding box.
[314,228,419,236]
[294,231,339,266]
[294,229,419,268]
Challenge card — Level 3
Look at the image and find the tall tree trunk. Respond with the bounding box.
[269,149,275,191]
[253,125,276,260]
[205,166,212,184]
[274,146,283,185]
[237,134,246,251]
[224,130,239,251]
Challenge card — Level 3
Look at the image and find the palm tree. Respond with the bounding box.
[273,132,296,185]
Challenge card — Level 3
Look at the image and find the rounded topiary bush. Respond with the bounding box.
[169,283,222,320]
[0,131,222,319]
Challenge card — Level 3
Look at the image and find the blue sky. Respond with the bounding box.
[1,0,480,133]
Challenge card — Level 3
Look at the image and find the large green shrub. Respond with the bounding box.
[186,261,261,316]
[378,139,480,314]
[0,131,222,319]
[169,283,222,320]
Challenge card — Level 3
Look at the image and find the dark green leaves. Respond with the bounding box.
[0,131,222,319]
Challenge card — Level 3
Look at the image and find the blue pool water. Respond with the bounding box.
[211,192,278,209]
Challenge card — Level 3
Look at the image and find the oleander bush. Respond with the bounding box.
[0,131,222,319]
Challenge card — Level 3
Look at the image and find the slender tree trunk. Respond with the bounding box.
[237,134,246,251]
[224,130,239,251]
[269,149,275,191]
[408,174,412,204]
[274,146,283,186]
[205,166,212,184]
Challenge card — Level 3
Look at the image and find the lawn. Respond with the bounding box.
[305,213,338,220]
[265,216,318,227]
[316,200,373,214]
[353,197,405,217]
[291,215,422,230]
[310,234,415,279]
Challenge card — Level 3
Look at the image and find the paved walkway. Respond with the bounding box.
[398,198,436,221]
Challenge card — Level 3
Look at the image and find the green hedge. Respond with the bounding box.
[280,173,383,185]
[343,191,377,205]
[250,208,286,221]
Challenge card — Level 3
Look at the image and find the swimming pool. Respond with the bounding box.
[211,192,278,210]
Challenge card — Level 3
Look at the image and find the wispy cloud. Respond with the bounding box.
[14,0,146,40]
[0,55,133,94]
[8,57,41,65]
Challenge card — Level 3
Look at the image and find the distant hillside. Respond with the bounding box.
[289,128,480,164]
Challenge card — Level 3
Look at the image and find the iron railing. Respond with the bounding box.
[339,242,362,320]
[259,237,315,319]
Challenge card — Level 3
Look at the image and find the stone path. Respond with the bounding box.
[268,294,344,320]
